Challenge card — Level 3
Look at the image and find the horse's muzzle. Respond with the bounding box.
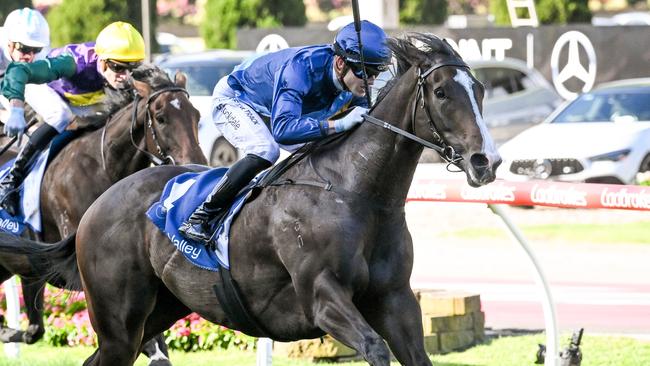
[467,153,501,186]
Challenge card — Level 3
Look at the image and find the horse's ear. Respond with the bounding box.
[133,79,152,98]
[174,71,187,89]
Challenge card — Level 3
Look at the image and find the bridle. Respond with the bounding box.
[131,86,190,166]
[101,86,190,172]
[362,60,469,169]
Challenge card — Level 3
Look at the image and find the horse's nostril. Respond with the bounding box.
[470,153,489,168]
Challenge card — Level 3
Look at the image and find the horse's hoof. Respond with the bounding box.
[22,325,43,344]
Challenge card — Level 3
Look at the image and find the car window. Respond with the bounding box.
[472,67,531,98]
[552,91,650,123]
[162,62,241,96]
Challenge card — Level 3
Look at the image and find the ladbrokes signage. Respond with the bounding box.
[407,178,650,211]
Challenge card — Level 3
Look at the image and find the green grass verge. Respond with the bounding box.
[442,221,650,244]
[0,333,649,365]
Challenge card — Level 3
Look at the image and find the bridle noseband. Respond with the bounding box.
[362,60,469,169]
[130,86,190,166]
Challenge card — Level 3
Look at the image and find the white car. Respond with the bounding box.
[498,78,650,184]
[156,50,255,166]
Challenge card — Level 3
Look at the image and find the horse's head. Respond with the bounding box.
[131,65,207,165]
[385,34,501,187]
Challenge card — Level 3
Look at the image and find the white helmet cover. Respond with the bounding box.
[4,7,50,48]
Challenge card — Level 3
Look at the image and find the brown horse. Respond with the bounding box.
[0,34,501,365]
[0,65,205,364]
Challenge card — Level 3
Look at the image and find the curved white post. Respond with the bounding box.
[489,204,559,366]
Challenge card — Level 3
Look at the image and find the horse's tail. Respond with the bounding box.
[0,232,81,291]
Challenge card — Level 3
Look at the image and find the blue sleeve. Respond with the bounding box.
[270,60,329,145]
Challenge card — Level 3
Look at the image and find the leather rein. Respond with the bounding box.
[362,60,469,169]
[100,86,190,173]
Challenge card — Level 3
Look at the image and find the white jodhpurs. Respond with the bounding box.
[211,77,301,164]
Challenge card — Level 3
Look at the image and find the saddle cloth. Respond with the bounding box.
[146,167,265,271]
[0,130,80,236]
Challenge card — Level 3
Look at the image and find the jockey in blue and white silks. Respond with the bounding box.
[0,21,145,217]
[178,20,392,244]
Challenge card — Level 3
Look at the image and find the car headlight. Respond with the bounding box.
[588,149,631,162]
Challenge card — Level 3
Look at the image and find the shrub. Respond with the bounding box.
[0,284,255,351]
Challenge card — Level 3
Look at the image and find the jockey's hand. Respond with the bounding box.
[334,106,368,133]
[4,107,26,139]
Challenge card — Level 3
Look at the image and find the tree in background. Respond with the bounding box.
[399,0,449,25]
[490,0,591,25]
[0,0,32,23]
[45,0,158,52]
[201,0,306,49]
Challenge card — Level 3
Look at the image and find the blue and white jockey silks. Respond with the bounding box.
[146,168,267,271]
[213,45,367,163]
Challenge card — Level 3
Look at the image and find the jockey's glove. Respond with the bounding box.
[334,106,368,133]
[4,107,26,139]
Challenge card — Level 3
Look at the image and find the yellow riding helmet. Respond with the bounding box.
[95,22,145,62]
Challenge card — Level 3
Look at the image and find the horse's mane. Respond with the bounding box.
[79,64,176,127]
[376,33,461,103]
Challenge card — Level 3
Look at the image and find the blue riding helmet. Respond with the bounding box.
[334,20,391,67]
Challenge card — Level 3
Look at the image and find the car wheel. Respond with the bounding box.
[639,154,650,173]
[209,137,239,167]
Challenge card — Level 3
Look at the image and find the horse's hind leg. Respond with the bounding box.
[81,268,161,366]
[304,269,391,366]
[141,287,192,366]
[361,287,432,366]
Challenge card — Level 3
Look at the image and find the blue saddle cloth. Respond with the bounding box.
[146,167,262,271]
[0,130,79,236]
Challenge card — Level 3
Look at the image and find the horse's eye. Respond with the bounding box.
[155,113,166,123]
[434,88,446,99]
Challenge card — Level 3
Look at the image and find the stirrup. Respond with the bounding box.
[0,191,20,217]
[178,221,215,244]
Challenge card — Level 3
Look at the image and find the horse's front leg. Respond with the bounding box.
[19,278,46,344]
[301,269,391,366]
[360,287,432,366]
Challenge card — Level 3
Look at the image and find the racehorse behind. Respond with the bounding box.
[0,64,205,363]
[0,34,501,366]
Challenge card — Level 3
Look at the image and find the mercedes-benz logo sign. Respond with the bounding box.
[550,31,597,101]
[533,158,553,179]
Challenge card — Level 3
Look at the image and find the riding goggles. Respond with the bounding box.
[106,59,142,73]
[13,42,43,55]
[348,62,387,79]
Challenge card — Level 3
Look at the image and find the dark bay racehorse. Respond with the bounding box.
[0,65,206,363]
[0,34,501,365]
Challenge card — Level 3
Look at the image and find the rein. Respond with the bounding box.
[363,60,468,170]
[101,86,189,172]
[131,86,189,166]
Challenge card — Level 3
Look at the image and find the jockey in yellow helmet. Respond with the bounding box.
[0,21,145,217]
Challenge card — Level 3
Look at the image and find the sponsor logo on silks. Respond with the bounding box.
[0,217,23,235]
[168,233,202,260]
[530,184,587,207]
[600,187,650,210]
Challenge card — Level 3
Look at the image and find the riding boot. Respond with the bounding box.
[0,124,59,217]
[0,142,40,216]
[179,154,272,243]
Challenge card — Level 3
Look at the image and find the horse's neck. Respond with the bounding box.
[100,101,152,180]
[319,77,423,205]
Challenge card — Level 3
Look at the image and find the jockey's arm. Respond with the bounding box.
[1,54,76,105]
[270,61,332,145]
